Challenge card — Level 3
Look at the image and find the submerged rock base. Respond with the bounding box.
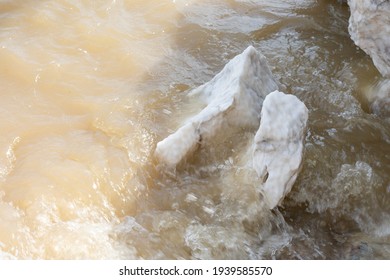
[369,79,390,119]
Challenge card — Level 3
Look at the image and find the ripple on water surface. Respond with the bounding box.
[0,0,389,259]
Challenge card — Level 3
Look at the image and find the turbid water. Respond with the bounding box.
[0,0,389,259]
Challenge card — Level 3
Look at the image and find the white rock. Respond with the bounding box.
[155,46,278,166]
[348,0,390,78]
[253,90,308,209]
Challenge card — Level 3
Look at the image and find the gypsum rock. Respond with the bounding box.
[348,0,390,78]
[155,46,278,166]
[253,90,308,209]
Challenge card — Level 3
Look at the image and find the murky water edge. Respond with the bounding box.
[0,0,389,259]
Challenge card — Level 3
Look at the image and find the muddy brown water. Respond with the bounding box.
[0,0,389,259]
